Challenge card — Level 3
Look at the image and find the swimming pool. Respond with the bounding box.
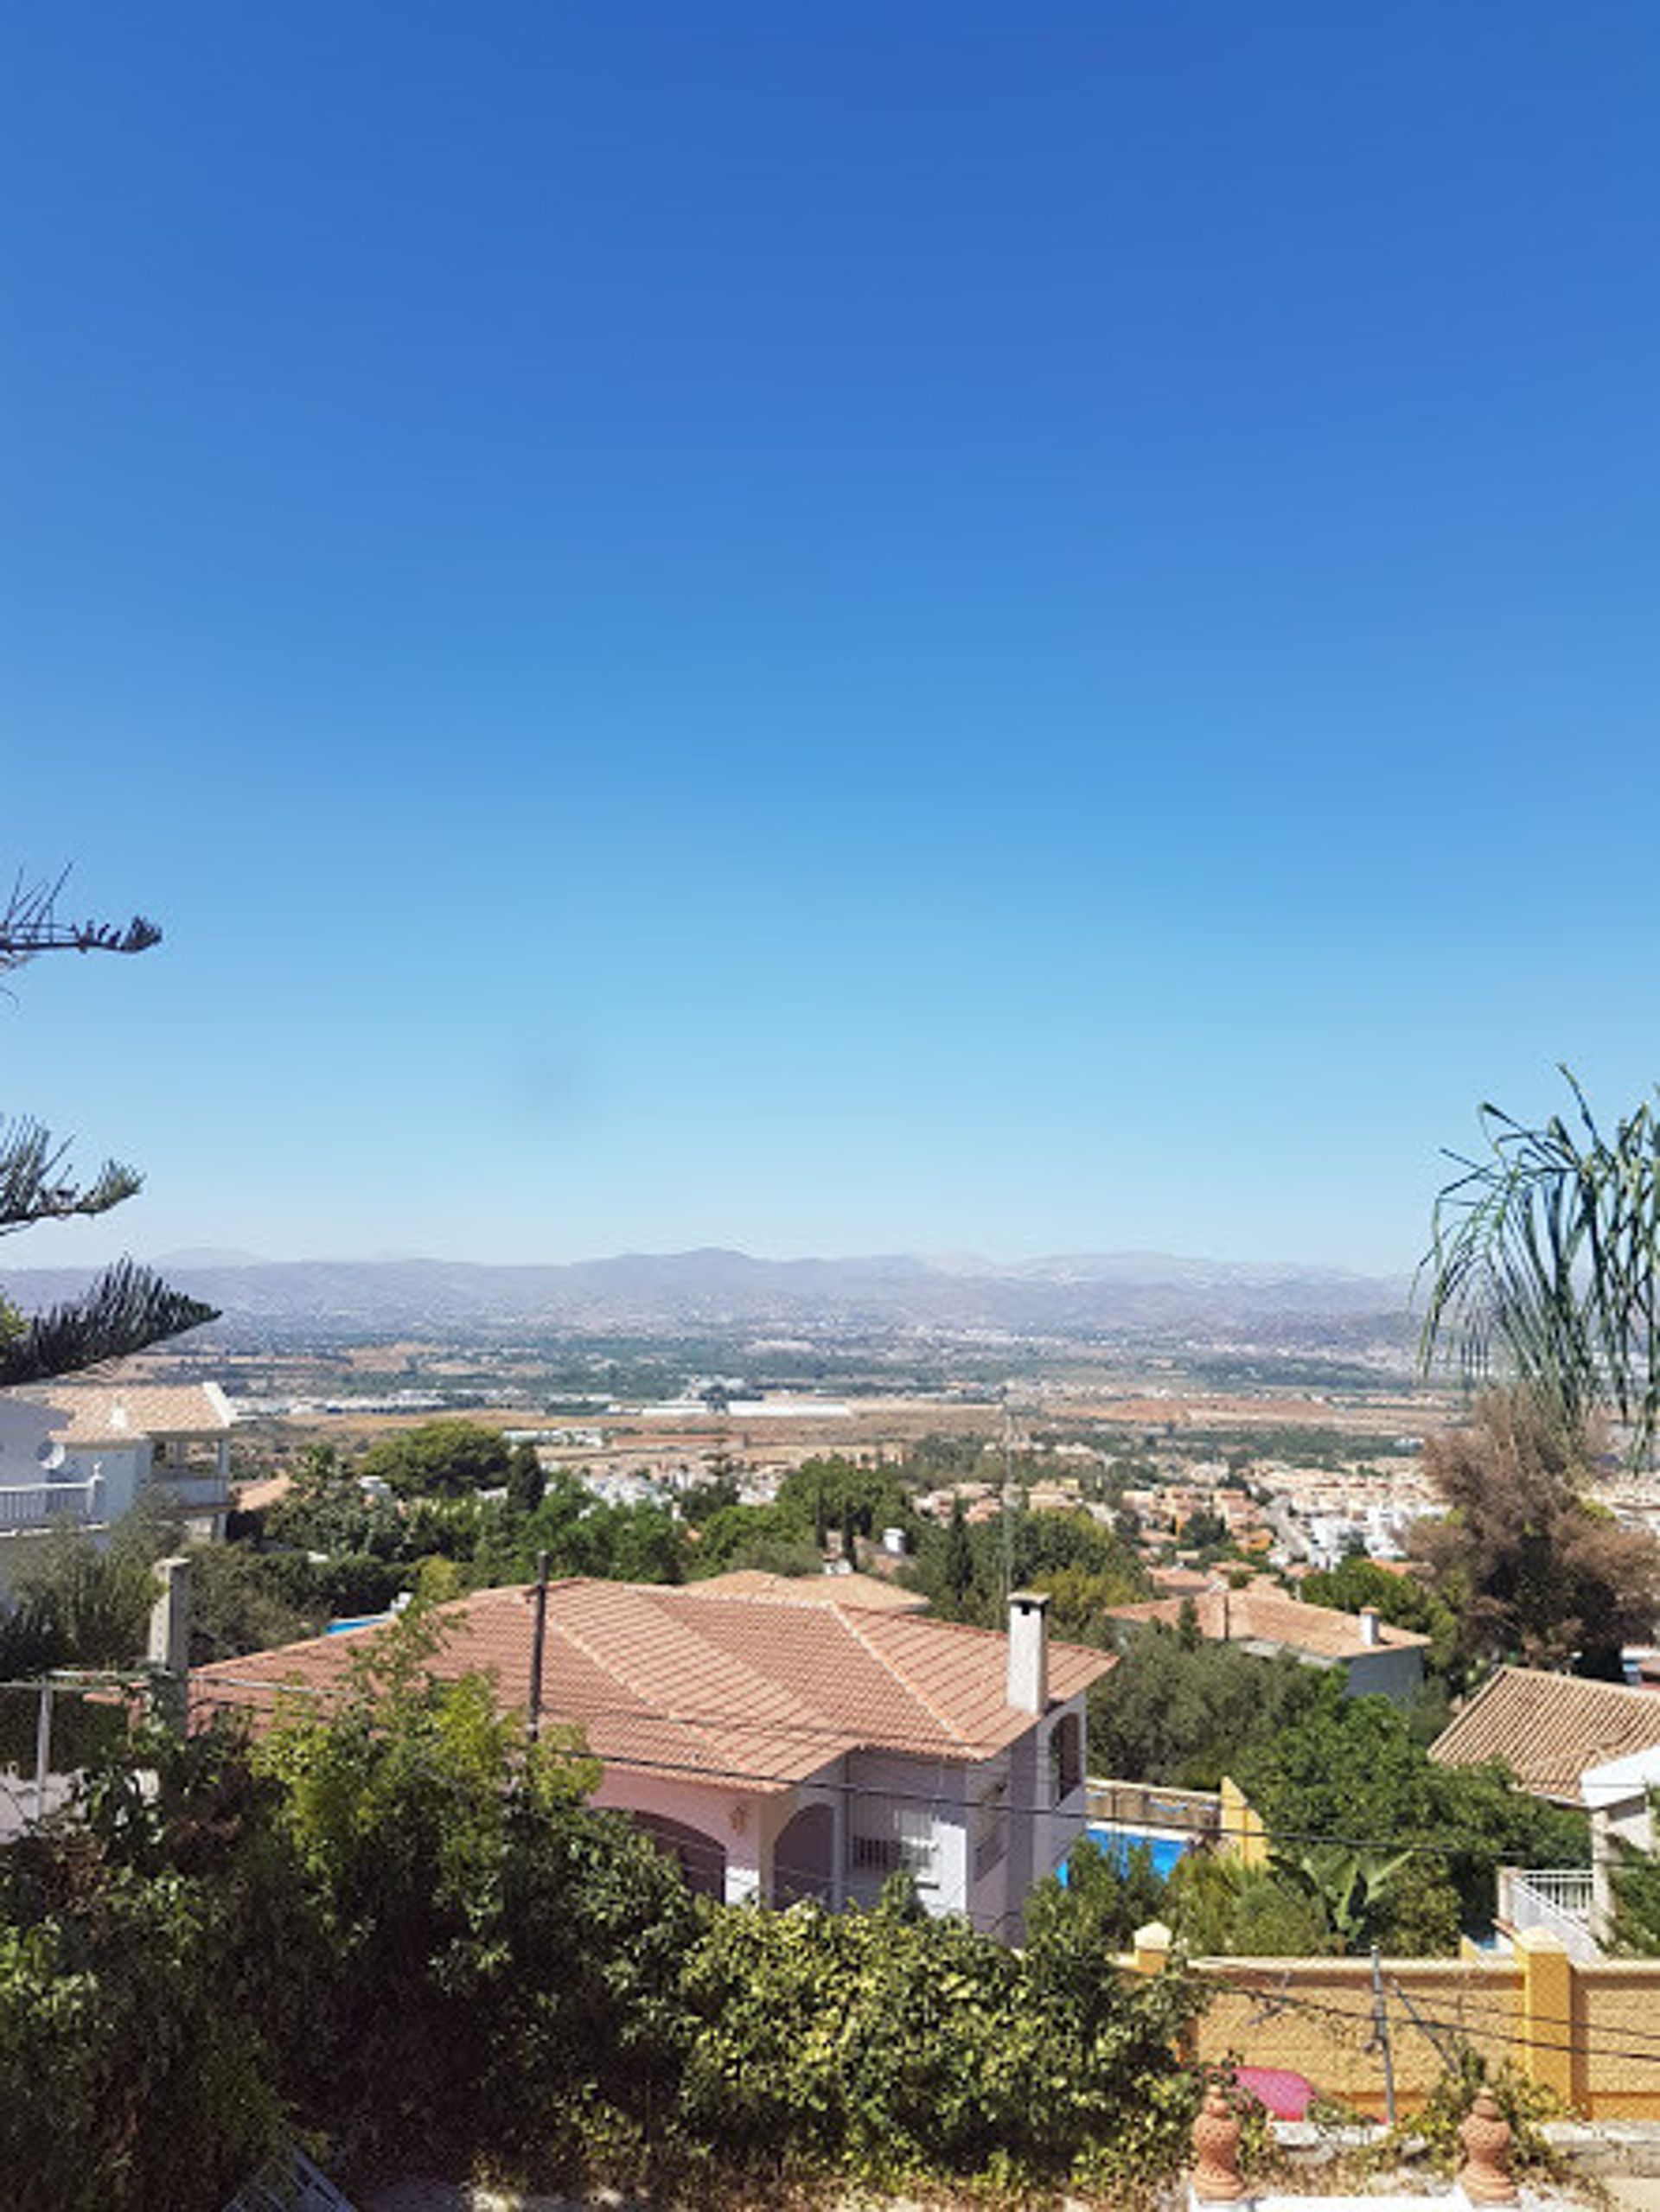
[1060,1822,1194,1883]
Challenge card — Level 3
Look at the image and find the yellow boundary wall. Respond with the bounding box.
[1127,1924,1660,2120]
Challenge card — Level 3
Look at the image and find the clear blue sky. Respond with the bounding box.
[3,3,1657,1275]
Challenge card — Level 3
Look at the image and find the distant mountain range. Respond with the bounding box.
[1,1248,1414,1346]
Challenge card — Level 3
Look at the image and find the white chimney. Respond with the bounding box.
[1007,1590,1050,1714]
[1358,1606,1382,1648]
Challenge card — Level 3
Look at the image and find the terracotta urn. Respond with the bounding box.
[1191,2083,1248,2202]
[1458,2086,1519,2206]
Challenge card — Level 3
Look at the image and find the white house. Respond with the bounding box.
[191,1578,1114,1938]
[1433,1666,1660,1954]
[0,1381,234,1590]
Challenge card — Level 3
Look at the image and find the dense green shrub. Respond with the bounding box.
[0,1610,1209,2208]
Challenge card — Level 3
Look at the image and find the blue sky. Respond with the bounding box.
[3,3,1657,1275]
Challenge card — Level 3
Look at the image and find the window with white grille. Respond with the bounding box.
[849,1804,940,1886]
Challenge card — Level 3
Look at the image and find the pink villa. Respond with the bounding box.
[192,1578,1113,1936]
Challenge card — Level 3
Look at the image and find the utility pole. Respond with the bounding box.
[32,1677,53,1823]
[527,1550,549,1743]
[1369,1947,1398,2128]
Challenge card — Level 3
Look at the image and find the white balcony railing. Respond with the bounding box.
[0,1480,103,1532]
[149,1473,230,1512]
[1498,1867,1599,1961]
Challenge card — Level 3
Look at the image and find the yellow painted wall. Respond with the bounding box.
[1129,1935,1660,2120]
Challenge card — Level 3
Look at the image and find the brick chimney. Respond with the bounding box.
[1007,1590,1050,1714]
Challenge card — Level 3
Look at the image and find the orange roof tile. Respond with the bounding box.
[1108,1585,1429,1661]
[1430,1666,1660,1802]
[192,1578,1114,1793]
[690,1568,929,1613]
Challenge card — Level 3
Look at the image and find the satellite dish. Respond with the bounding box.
[35,1441,67,1473]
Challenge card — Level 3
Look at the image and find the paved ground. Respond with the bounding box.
[1603,2183,1660,2210]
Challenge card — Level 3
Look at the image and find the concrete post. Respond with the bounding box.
[147,1556,191,1728]
[1516,1925,1574,2105]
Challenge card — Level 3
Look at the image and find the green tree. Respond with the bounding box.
[1412,1389,1660,1678]
[1300,1555,1461,1684]
[0,875,216,1383]
[357,1418,513,1497]
[1607,1797,1660,1955]
[1090,1624,1322,1788]
[507,1438,547,1514]
[183,1542,314,1665]
[940,1495,976,1616]
[1238,1674,1586,1939]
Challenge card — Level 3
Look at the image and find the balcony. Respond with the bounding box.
[1497,1866,1599,1961]
[148,1473,231,1514]
[0,1479,103,1532]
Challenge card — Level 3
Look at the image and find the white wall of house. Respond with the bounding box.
[843,1747,971,1916]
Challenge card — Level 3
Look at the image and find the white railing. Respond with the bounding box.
[1499,1866,1599,1961]
[0,1480,103,1531]
[150,1474,230,1512]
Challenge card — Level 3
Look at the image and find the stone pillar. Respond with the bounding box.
[147,1556,192,1731]
[1515,1925,1574,2105]
[1591,1805,1616,1946]
[1133,1920,1173,1977]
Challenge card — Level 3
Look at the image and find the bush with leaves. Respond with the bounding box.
[1363,2046,1571,2183]
[680,1870,1204,2196]
[0,1606,1214,2207]
[1236,1675,1586,1941]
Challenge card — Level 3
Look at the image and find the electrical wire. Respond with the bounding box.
[181,1673,1604,1866]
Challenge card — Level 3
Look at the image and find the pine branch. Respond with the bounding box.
[0,1259,219,1385]
[0,870,162,970]
[0,1119,144,1233]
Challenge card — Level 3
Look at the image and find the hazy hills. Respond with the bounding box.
[1,1248,1414,1347]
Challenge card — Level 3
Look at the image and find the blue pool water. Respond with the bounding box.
[1060,1823,1193,1883]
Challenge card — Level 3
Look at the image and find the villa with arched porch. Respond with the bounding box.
[194,1576,1113,1937]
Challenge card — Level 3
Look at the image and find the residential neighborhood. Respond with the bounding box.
[4,1,1656,2204]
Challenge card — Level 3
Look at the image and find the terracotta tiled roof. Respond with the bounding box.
[192,1578,1114,1794]
[1149,1565,1221,1599]
[1108,1585,1430,1661]
[691,1569,929,1613]
[22,1380,233,1445]
[1430,1666,1660,1803]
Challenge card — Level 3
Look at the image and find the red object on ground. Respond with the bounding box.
[1233,2066,1317,2120]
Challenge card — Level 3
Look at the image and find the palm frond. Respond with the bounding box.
[1421,1069,1660,1457]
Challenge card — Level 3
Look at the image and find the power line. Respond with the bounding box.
[181,1673,1598,1866]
